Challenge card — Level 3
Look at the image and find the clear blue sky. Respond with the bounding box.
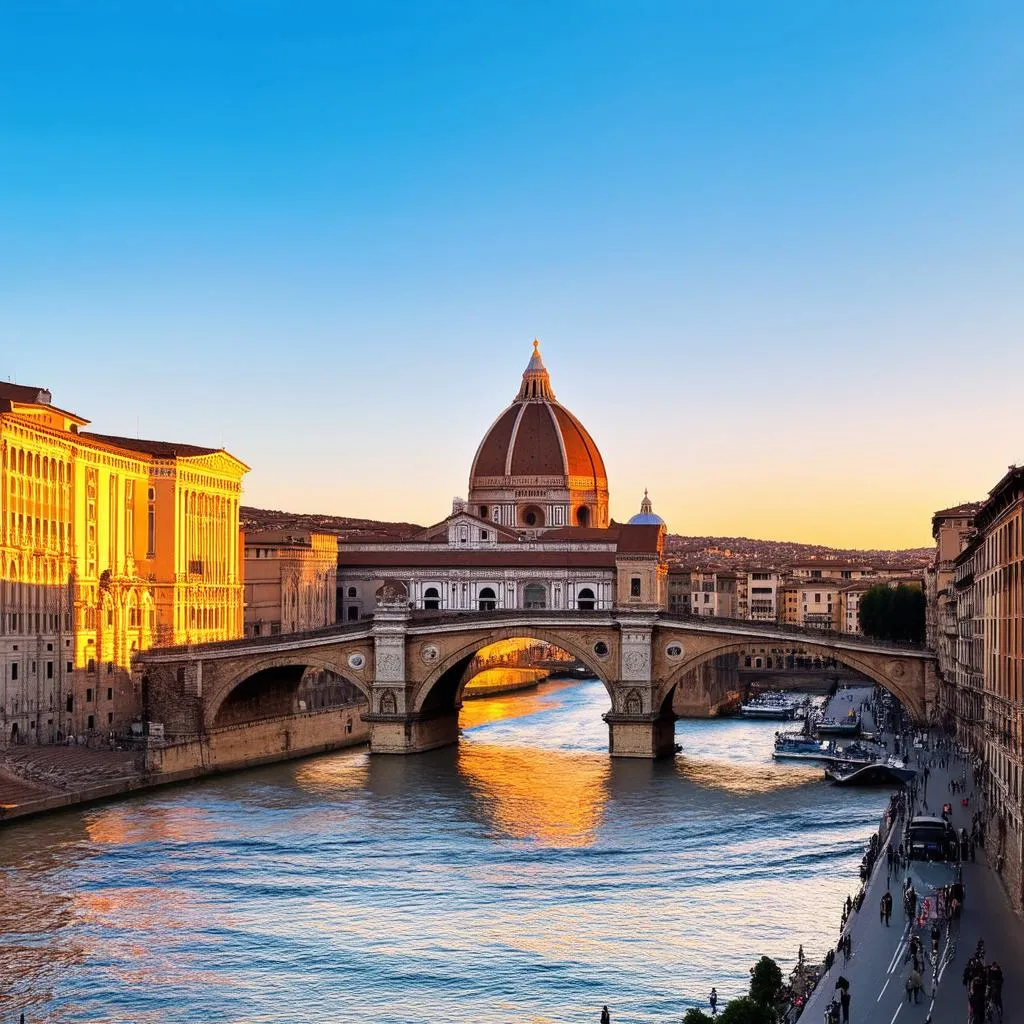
[2,2,1022,547]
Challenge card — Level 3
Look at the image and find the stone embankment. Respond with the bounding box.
[0,703,369,825]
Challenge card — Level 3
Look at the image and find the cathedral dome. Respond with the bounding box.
[468,341,609,530]
[628,489,665,526]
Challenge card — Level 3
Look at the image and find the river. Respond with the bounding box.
[0,678,888,1023]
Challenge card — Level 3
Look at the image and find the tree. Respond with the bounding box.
[859,583,925,644]
[682,1010,715,1024]
[749,955,785,1020]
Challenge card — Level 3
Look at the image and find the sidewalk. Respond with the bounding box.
[798,703,1023,1024]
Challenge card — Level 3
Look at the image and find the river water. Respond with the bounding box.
[0,679,888,1023]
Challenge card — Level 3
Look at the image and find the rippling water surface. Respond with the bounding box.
[0,679,888,1023]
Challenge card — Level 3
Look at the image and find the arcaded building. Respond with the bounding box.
[0,383,247,744]
[338,343,667,619]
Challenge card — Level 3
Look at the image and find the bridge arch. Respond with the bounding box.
[654,636,926,722]
[204,652,371,731]
[412,625,614,717]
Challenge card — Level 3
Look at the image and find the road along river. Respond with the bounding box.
[0,678,889,1023]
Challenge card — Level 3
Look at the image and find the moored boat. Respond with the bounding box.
[772,733,836,762]
[825,758,917,786]
[741,692,805,720]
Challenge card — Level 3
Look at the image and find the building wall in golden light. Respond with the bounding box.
[243,530,338,637]
[0,384,247,745]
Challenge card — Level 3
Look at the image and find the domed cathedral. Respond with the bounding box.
[468,341,609,532]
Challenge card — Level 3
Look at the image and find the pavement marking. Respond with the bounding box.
[878,976,891,1002]
[889,1002,903,1024]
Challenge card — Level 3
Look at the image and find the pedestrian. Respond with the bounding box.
[839,986,850,1023]
[600,1006,610,1024]
[882,890,893,926]
[844,932,852,963]
[709,987,718,1016]
[906,967,923,1003]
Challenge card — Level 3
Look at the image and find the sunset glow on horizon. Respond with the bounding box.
[2,3,1021,549]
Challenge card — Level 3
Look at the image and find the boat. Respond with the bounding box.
[772,733,836,762]
[816,715,861,737]
[740,692,805,720]
[825,758,918,786]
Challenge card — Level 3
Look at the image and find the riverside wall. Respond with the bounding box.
[0,704,369,825]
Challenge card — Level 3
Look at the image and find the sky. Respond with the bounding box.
[1,2,1022,550]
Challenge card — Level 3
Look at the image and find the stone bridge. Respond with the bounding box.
[137,603,938,759]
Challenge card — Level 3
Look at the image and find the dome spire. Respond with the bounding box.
[641,488,652,515]
[517,338,555,401]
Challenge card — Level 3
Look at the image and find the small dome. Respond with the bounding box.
[628,489,665,526]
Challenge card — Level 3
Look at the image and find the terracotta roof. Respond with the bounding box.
[83,433,221,458]
[615,524,664,554]
[550,405,606,479]
[471,406,520,477]
[510,403,566,476]
[932,502,982,518]
[0,382,52,405]
[542,526,620,542]
[338,550,617,568]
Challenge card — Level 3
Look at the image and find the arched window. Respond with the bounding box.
[423,587,440,611]
[478,587,497,612]
[576,507,590,527]
[347,587,357,598]
[523,583,546,610]
[521,505,545,528]
[577,587,596,611]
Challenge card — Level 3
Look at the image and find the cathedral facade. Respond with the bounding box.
[338,343,667,619]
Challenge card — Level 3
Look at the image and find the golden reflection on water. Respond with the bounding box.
[293,749,371,793]
[677,755,820,795]
[459,678,576,730]
[84,805,216,845]
[456,740,610,848]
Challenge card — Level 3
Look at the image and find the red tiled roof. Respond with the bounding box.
[0,382,52,405]
[83,433,221,458]
[471,406,520,477]
[509,403,564,476]
[338,550,617,568]
[550,405,606,480]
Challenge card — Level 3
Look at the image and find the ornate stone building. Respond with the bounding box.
[244,530,338,637]
[338,343,667,618]
[0,383,247,744]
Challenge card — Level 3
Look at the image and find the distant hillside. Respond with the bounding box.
[241,506,423,540]
[241,505,932,567]
[664,533,931,571]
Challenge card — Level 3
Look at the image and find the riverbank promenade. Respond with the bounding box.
[799,696,1024,1024]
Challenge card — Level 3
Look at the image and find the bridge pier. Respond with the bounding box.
[365,710,460,755]
[605,713,677,758]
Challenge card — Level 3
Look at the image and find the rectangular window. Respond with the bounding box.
[67,695,74,713]
[66,662,73,673]
[630,577,642,598]
[86,688,93,702]
[46,661,53,679]
[147,507,156,557]
[11,663,18,681]
[107,687,113,701]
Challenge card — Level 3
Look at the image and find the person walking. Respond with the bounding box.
[906,966,923,1003]
[709,987,718,1016]
[882,889,893,926]
[839,986,851,1024]
[600,1006,611,1024]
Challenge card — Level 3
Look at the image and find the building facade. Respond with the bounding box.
[244,531,338,637]
[935,469,1024,905]
[0,384,247,744]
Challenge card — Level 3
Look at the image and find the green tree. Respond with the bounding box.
[719,997,770,1024]
[748,955,784,1021]
[682,1010,715,1024]
[859,583,925,644]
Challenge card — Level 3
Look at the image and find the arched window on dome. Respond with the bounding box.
[577,587,596,611]
[478,587,497,612]
[576,507,590,527]
[523,583,546,610]
[423,587,440,611]
[521,505,545,528]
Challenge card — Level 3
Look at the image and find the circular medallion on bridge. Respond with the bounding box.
[420,643,440,665]
[592,640,610,660]
[889,661,906,679]
[665,642,684,660]
[348,652,366,671]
